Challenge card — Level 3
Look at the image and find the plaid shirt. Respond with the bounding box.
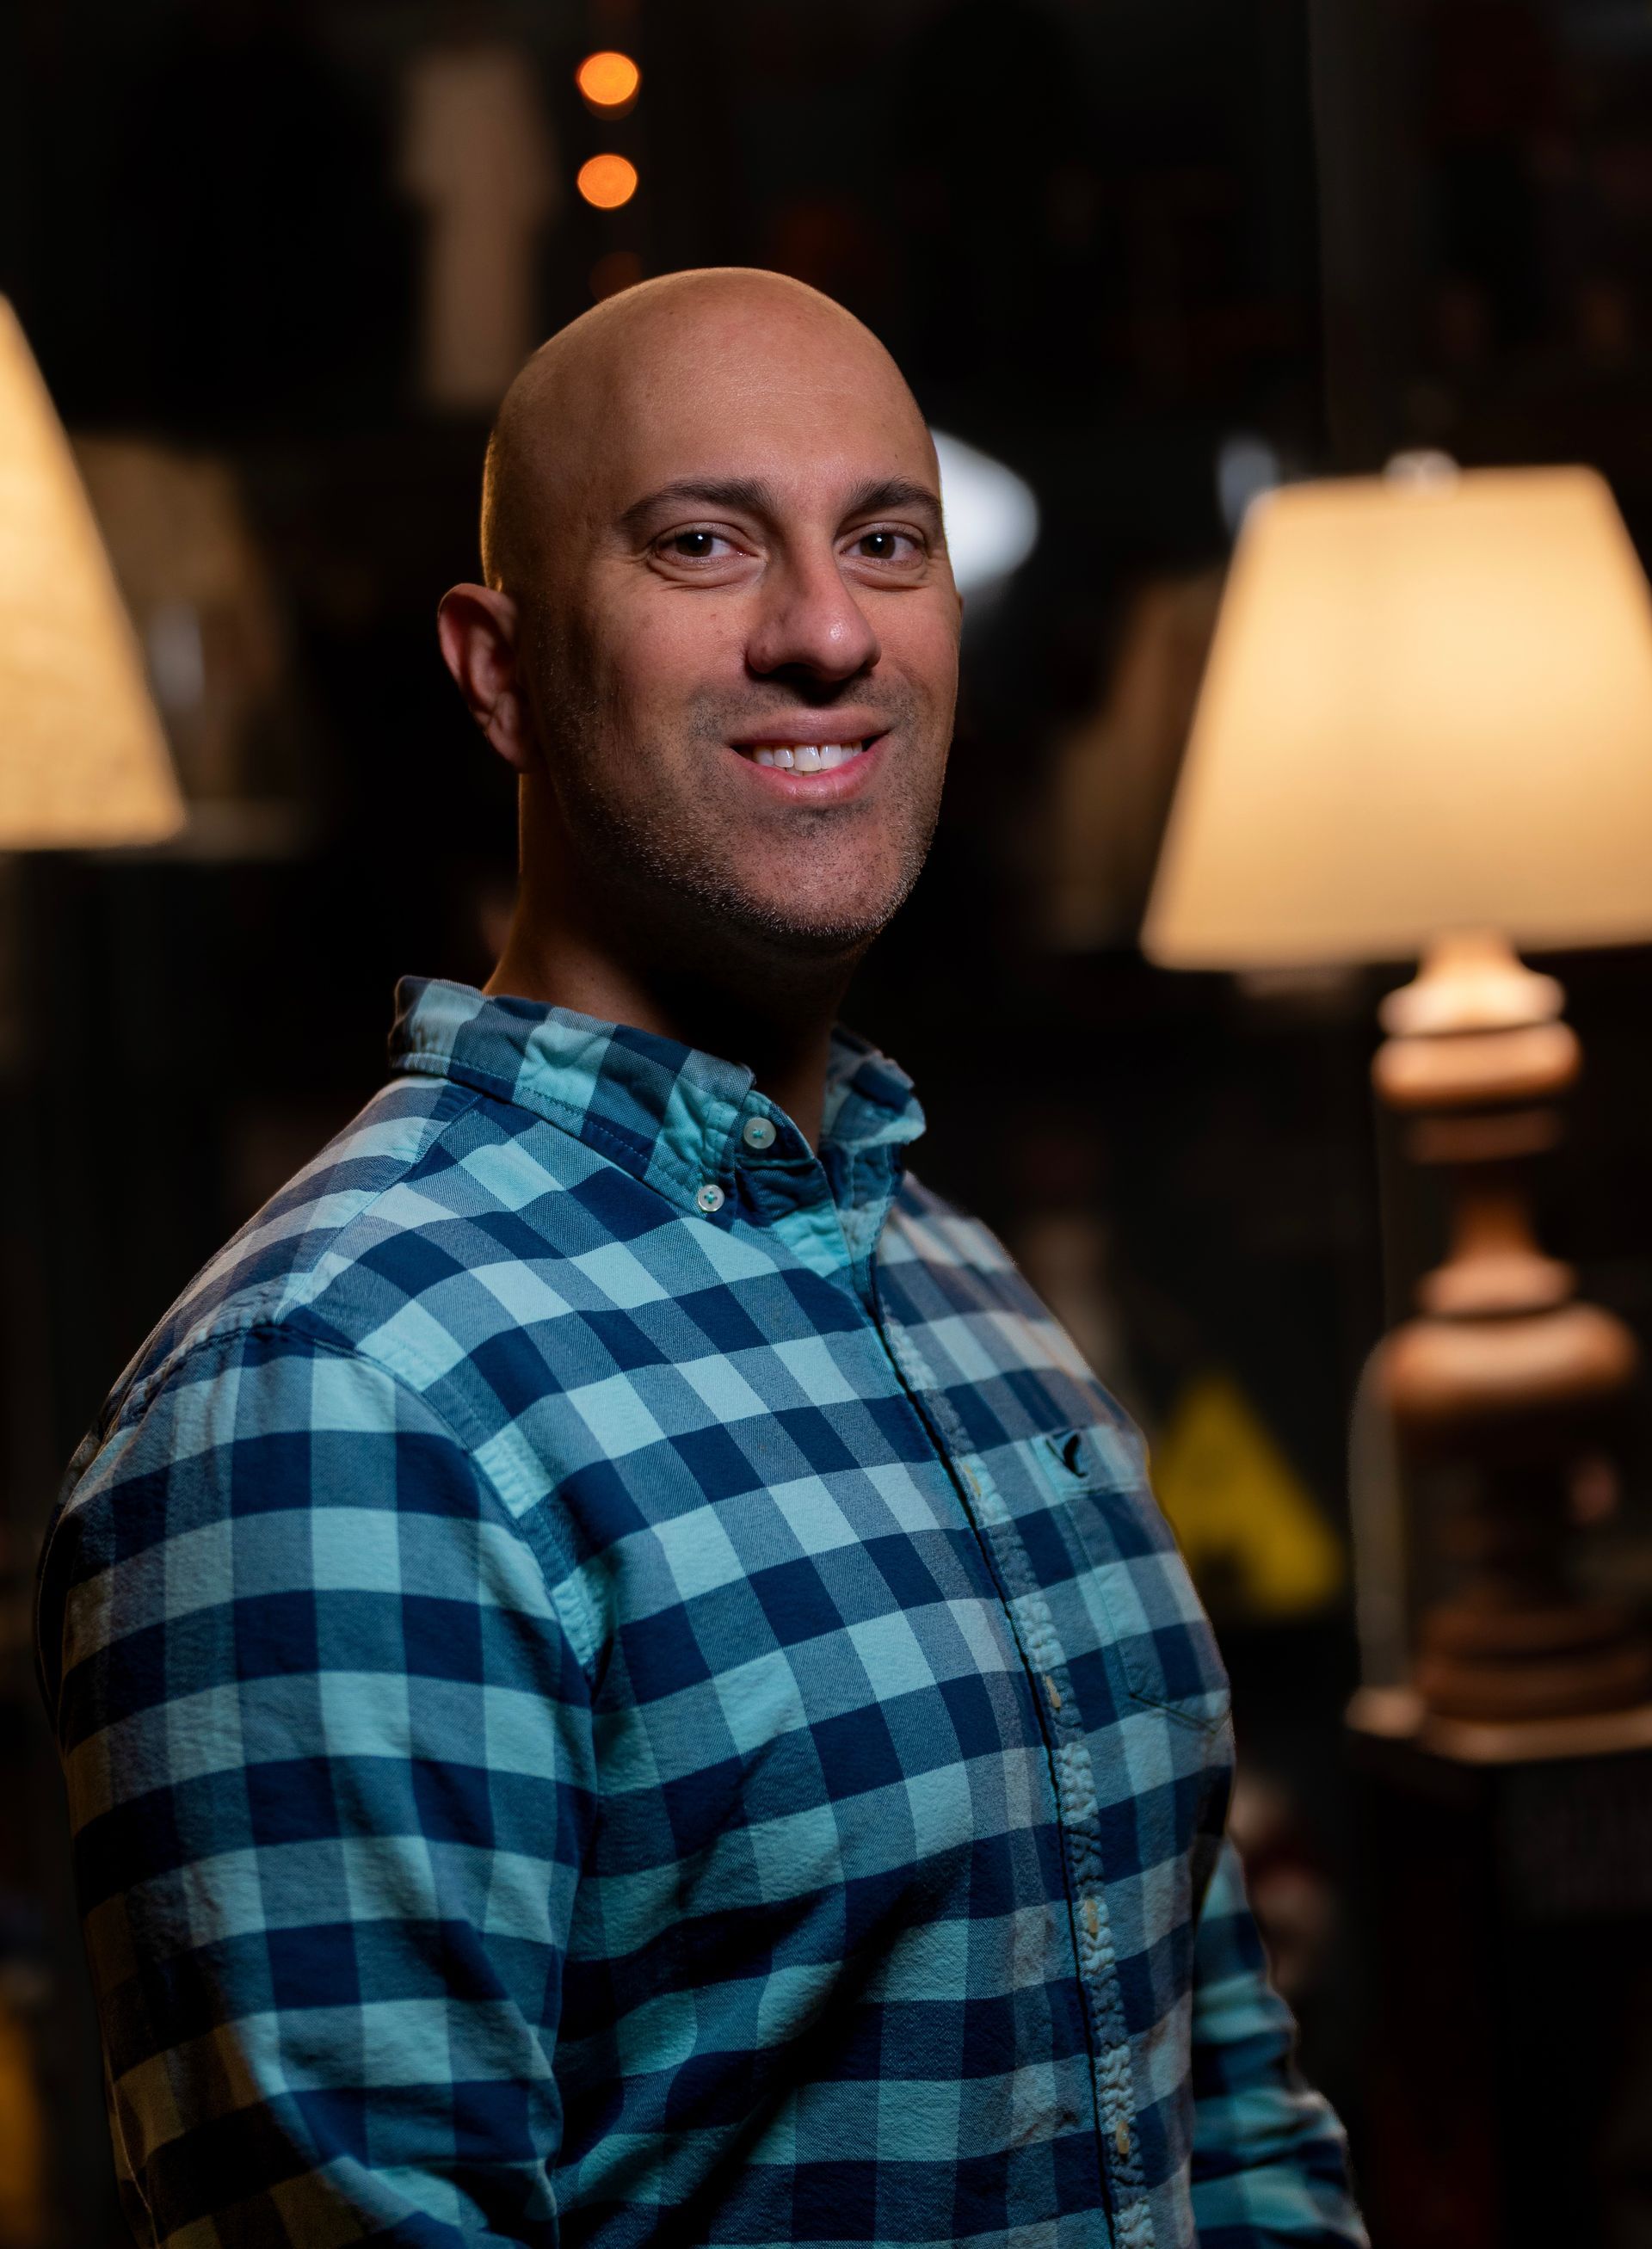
[37,977,1362,2249]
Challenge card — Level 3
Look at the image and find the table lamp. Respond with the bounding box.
[0,298,183,848]
[1143,458,1652,1727]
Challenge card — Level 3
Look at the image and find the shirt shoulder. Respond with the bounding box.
[92,1070,594,1442]
[40,1075,608,1706]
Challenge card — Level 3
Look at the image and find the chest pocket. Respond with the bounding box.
[1032,1424,1231,1733]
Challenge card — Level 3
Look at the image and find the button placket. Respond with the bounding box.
[874,1300,1150,2231]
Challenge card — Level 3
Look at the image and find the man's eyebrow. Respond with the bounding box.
[617,473,945,539]
[842,478,944,528]
[619,478,783,538]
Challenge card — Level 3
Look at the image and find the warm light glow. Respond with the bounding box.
[0,299,184,847]
[590,250,644,302]
[1143,464,1652,967]
[576,153,638,210]
[576,50,641,112]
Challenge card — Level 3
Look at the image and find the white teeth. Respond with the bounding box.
[743,741,867,771]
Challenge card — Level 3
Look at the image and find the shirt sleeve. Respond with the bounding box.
[1187,1836,1367,2247]
[36,1320,596,2248]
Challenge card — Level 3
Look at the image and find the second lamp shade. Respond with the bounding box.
[1143,464,1652,969]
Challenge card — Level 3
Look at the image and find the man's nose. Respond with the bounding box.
[745,547,880,682]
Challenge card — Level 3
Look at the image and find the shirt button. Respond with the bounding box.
[742,1115,777,1151]
[1114,2118,1131,2160]
[695,1183,725,1214]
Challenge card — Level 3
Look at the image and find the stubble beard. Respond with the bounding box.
[528,621,947,979]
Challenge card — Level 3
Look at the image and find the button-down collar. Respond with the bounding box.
[389,976,926,1239]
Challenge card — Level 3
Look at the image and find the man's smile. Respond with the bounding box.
[743,741,866,771]
[726,730,888,798]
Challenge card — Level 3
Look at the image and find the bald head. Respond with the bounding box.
[479,268,933,599]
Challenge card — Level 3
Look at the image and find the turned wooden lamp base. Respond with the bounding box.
[1413,1601,1652,1723]
[1375,929,1652,1724]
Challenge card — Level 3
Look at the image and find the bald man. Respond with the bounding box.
[39,272,1363,2249]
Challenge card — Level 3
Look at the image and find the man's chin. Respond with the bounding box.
[575,804,933,987]
[718,894,893,965]
[638,875,906,993]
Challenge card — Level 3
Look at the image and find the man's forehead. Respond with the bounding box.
[613,349,927,453]
[594,367,935,517]
[490,273,935,569]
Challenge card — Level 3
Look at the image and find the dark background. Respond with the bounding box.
[7,2,1652,2240]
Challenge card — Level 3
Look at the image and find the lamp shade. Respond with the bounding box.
[1143,464,1652,968]
[0,299,184,847]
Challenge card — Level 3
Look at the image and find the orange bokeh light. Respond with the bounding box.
[576,154,638,209]
[576,50,641,112]
[590,250,644,301]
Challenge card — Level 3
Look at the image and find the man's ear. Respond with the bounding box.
[436,584,536,774]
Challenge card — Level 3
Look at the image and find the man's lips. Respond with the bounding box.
[728,713,885,757]
[726,730,888,798]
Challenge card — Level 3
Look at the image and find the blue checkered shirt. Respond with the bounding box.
[37,977,1362,2249]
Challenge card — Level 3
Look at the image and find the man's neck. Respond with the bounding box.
[486,914,851,1150]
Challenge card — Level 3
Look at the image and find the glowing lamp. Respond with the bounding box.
[0,299,183,848]
[1146,462,1652,970]
[1146,460,1652,1732]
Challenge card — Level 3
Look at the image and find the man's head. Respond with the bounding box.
[438,269,960,993]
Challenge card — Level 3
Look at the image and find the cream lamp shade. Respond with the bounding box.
[0,298,184,848]
[1143,462,1652,968]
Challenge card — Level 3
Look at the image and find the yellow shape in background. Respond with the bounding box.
[1151,1372,1344,1619]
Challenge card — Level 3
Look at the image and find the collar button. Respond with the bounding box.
[742,1115,778,1151]
[695,1182,725,1215]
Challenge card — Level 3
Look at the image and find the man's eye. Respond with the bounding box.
[853,528,921,563]
[663,529,728,559]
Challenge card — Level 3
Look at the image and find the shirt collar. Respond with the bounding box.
[389,977,926,1227]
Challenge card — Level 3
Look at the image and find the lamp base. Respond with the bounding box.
[1414,1598,1652,1722]
[1375,929,1651,1726]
